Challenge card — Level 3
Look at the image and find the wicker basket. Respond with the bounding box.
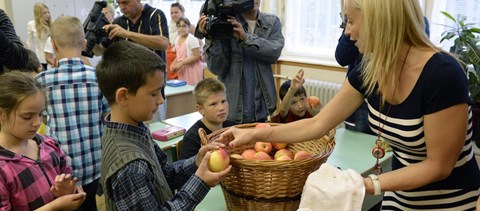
[200,123,335,211]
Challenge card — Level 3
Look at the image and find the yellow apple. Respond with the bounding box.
[274,149,294,160]
[208,148,230,172]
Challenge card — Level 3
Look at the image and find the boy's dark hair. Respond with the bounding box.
[4,49,41,74]
[96,41,165,105]
[26,49,41,73]
[194,78,226,105]
[279,80,307,100]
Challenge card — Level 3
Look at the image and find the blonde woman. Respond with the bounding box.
[27,3,51,70]
[220,0,480,209]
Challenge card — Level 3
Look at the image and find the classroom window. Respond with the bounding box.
[428,0,480,50]
[282,0,342,60]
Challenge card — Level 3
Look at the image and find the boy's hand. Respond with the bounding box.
[50,173,78,197]
[195,142,226,167]
[291,69,305,90]
[195,151,231,187]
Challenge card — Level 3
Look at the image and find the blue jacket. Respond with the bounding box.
[205,12,284,123]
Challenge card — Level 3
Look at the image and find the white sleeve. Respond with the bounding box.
[26,21,35,50]
[44,36,54,54]
[186,34,199,57]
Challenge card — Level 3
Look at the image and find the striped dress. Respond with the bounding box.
[349,53,480,210]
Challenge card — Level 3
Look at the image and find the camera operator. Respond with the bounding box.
[101,0,169,121]
[197,0,284,124]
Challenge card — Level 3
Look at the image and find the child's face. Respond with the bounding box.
[197,91,228,125]
[0,92,45,140]
[289,94,307,117]
[125,70,164,124]
[177,21,189,37]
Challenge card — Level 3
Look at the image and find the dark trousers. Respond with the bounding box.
[78,179,99,211]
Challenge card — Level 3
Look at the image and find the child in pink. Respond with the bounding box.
[171,17,204,85]
[0,71,85,211]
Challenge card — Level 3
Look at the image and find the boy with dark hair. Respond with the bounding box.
[35,16,109,211]
[96,41,230,211]
[271,69,321,123]
[179,78,236,159]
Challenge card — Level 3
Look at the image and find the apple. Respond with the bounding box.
[254,142,272,153]
[230,153,243,160]
[276,155,292,161]
[208,148,230,172]
[241,149,257,160]
[307,96,321,109]
[255,123,271,128]
[274,149,294,160]
[294,151,312,160]
[272,142,287,150]
[255,151,272,160]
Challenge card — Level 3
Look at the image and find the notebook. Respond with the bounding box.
[152,126,186,141]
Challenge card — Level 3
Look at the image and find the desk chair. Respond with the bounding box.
[175,139,183,161]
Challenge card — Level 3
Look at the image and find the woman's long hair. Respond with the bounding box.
[34,3,51,40]
[351,0,441,102]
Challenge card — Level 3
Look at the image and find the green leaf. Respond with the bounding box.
[470,28,480,34]
[441,11,457,23]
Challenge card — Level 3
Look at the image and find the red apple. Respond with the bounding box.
[294,151,312,160]
[274,149,294,160]
[254,142,272,153]
[255,123,271,128]
[255,151,272,160]
[307,96,321,109]
[272,142,287,150]
[241,149,257,160]
[276,155,292,161]
[208,148,230,172]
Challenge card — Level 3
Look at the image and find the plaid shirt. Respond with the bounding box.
[36,58,109,185]
[105,120,210,210]
[0,135,72,211]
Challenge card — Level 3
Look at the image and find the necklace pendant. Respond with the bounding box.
[372,146,385,159]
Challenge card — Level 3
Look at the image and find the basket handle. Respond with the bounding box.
[199,128,208,146]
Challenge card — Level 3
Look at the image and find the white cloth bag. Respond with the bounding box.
[298,163,365,211]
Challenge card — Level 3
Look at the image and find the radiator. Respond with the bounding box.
[303,79,344,129]
[303,79,342,106]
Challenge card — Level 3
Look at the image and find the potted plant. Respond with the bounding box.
[440,11,480,145]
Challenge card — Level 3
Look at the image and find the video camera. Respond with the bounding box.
[195,0,254,40]
[82,1,109,58]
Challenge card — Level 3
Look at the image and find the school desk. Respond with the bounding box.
[165,85,196,118]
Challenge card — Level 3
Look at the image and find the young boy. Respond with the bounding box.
[271,69,321,123]
[35,16,110,211]
[96,41,231,210]
[179,78,236,159]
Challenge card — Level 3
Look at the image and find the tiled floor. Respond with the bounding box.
[96,195,106,211]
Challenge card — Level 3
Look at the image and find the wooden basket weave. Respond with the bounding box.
[200,123,335,211]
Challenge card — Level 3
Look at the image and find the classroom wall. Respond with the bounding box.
[1,0,97,44]
[278,62,346,84]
